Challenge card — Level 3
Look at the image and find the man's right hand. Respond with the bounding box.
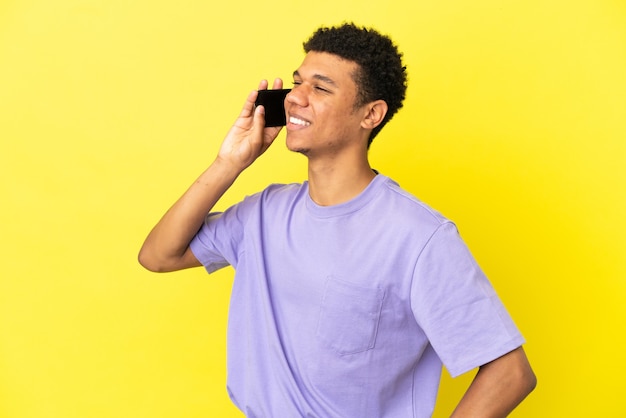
[216,78,284,173]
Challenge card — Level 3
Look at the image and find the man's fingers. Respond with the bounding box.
[257,79,269,91]
[236,78,284,130]
[272,78,283,90]
[253,104,266,130]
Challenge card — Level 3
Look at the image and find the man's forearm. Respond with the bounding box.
[451,347,537,417]
[138,158,242,272]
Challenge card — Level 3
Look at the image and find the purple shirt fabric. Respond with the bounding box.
[190,174,524,417]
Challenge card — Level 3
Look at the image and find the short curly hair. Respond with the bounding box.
[303,23,407,146]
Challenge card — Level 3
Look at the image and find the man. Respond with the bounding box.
[139,23,536,417]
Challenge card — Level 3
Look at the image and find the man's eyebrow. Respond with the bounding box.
[292,70,337,86]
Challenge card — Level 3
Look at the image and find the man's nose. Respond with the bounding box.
[286,85,308,107]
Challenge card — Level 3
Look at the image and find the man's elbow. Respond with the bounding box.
[137,248,167,273]
[519,361,538,397]
[137,244,200,273]
[509,348,538,399]
[137,244,174,273]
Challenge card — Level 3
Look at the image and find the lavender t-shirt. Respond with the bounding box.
[190,174,524,418]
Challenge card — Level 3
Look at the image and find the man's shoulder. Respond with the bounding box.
[259,182,305,200]
[238,182,305,209]
[376,175,450,226]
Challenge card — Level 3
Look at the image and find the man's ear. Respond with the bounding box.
[361,100,388,130]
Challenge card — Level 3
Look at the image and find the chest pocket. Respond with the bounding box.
[316,277,385,355]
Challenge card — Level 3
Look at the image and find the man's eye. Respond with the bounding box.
[314,86,329,92]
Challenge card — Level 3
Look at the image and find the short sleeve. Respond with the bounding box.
[411,222,525,377]
[189,213,230,273]
[189,195,254,273]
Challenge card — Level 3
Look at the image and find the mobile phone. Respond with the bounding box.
[255,89,291,127]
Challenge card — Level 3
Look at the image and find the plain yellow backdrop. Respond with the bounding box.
[1,0,625,417]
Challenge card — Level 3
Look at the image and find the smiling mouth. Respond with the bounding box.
[288,116,311,127]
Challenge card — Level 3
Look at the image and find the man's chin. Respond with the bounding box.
[289,147,311,157]
[286,140,310,156]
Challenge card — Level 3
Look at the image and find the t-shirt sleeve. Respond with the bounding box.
[189,198,250,274]
[410,221,525,377]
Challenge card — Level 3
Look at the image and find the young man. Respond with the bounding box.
[139,23,536,417]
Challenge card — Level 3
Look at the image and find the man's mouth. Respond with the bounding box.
[288,116,311,127]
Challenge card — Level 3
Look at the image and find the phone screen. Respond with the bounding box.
[255,89,291,127]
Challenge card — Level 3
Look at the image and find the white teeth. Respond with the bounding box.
[289,116,310,126]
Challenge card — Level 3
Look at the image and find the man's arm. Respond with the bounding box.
[451,346,536,417]
[138,79,283,272]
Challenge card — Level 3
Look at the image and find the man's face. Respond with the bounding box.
[284,51,368,158]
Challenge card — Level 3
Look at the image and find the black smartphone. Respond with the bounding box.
[255,89,291,127]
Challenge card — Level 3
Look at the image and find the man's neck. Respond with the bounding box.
[306,154,377,207]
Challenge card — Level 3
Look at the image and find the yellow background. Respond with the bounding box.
[1,0,624,416]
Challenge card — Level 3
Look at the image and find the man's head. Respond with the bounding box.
[302,23,407,146]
